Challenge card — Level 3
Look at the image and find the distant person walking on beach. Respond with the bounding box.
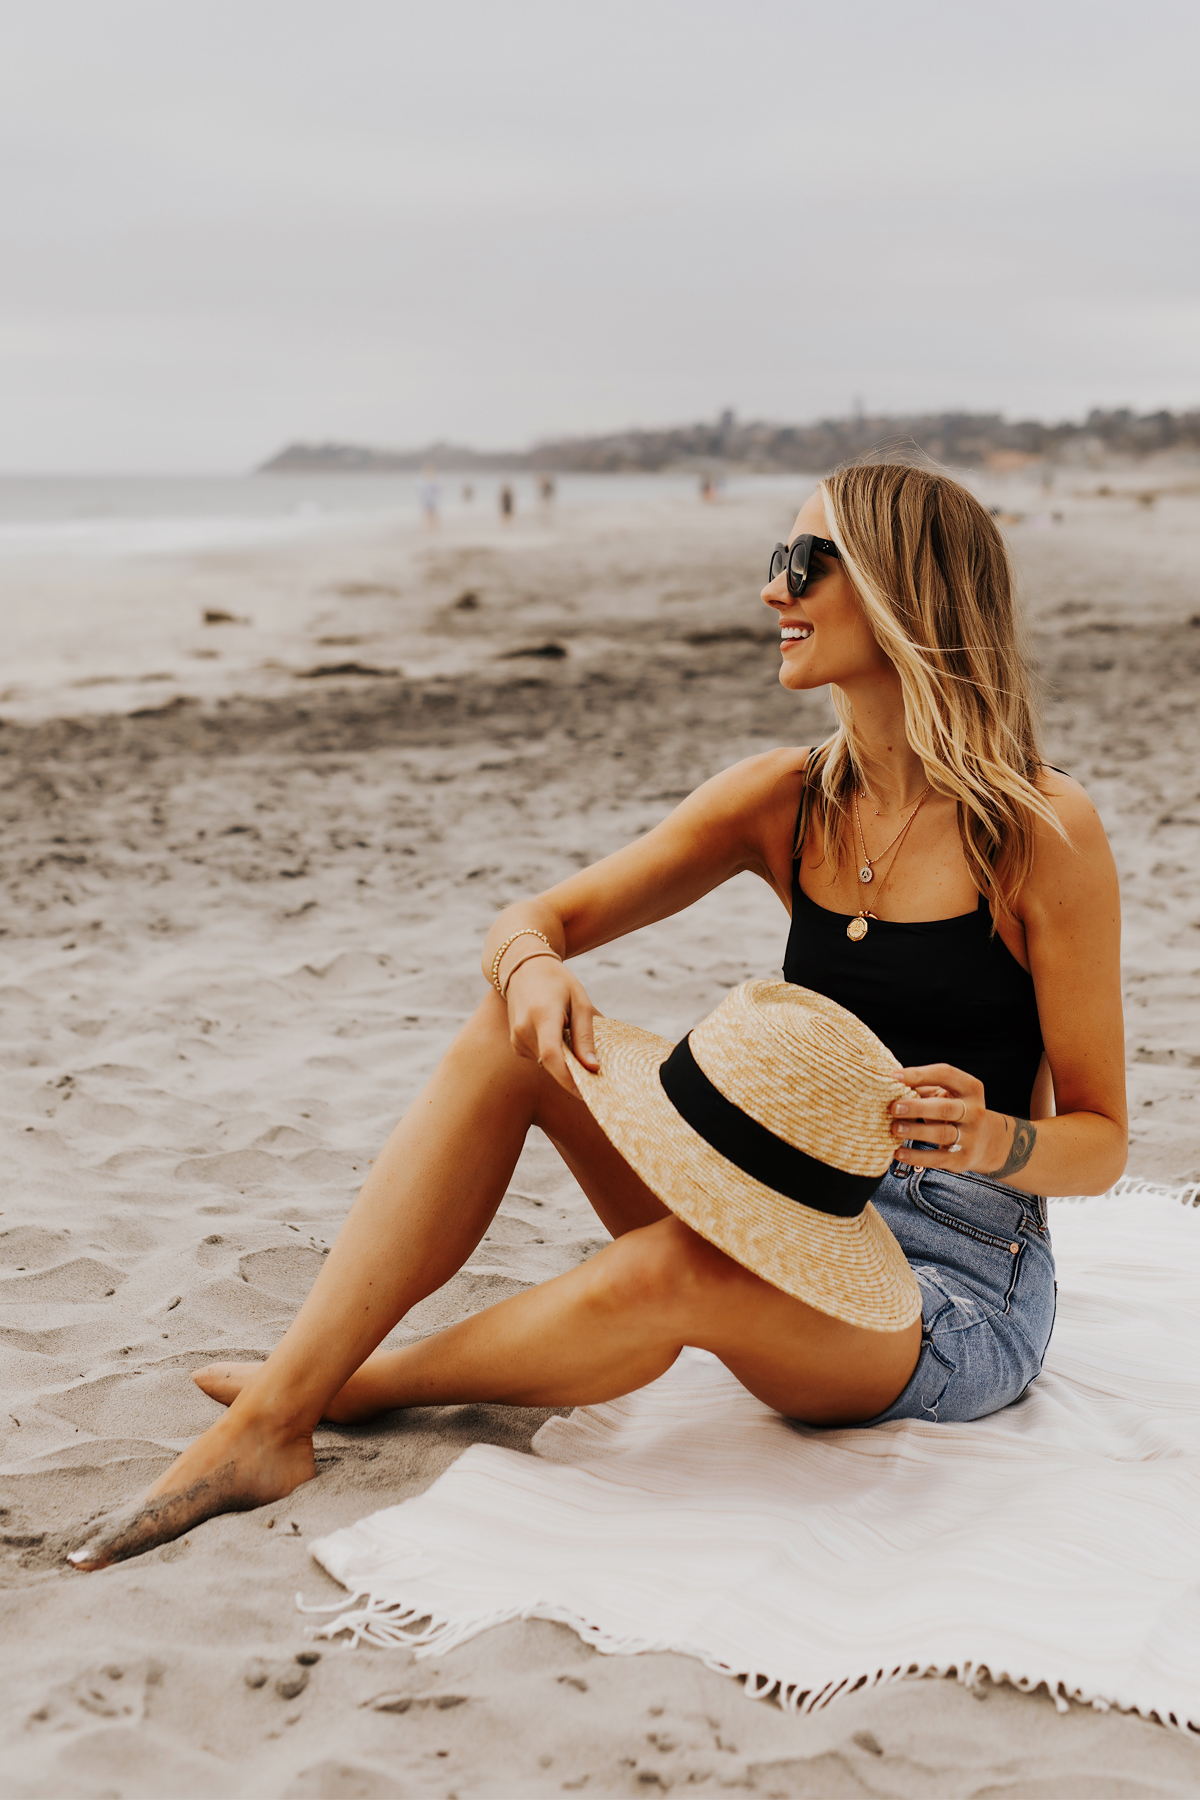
[417,466,440,527]
[71,464,1126,1569]
[499,483,515,522]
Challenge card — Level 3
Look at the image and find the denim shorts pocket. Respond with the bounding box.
[910,1170,1027,1248]
[909,1172,1028,1319]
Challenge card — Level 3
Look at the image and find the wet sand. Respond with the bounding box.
[1,484,1199,1795]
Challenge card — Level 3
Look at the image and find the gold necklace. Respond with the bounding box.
[862,786,923,818]
[852,787,930,885]
[846,790,930,942]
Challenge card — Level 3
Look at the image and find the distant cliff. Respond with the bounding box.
[259,439,527,474]
[259,407,1200,476]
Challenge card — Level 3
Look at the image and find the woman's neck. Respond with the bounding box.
[840,677,927,813]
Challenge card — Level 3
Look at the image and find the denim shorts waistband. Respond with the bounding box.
[888,1160,1048,1232]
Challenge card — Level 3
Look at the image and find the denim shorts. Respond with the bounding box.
[863,1161,1057,1425]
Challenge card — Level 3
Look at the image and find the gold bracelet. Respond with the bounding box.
[489,927,557,993]
[500,948,563,1000]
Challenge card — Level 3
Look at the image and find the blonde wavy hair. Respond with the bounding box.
[795,462,1063,918]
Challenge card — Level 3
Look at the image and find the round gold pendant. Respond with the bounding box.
[847,916,869,942]
[858,865,873,883]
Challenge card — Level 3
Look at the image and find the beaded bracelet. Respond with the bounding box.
[500,948,563,1000]
[489,927,557,993]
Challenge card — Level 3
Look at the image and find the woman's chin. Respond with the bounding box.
[778,657,823,692]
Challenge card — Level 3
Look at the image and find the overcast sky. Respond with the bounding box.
[2,0,1197,472]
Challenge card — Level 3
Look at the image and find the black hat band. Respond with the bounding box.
[658,1035,881,1219]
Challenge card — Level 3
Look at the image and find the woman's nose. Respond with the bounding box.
[762,578,787,609]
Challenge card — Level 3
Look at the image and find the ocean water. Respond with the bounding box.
[0,469,811,723]
[0,470,807,561]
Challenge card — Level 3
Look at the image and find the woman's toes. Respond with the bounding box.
[67,1424,319,1571]
[68,1503,162,1571]
[66,1471,239,1571]
[193,1362,258,1405]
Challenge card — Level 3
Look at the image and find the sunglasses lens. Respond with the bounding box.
[769,548,787,582]
[788,540,810,594]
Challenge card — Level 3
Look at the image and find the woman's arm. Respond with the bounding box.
[887,776,1128,1196]
[480,750,804,1090]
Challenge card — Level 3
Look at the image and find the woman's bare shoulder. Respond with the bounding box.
[1026,765,1116,901]
[692,749,813,882]
[707,745,811,799]
[686,746,812,827]
[1035,765,1110,846]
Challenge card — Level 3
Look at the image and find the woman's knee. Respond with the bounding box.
[445,992,523,1066]
[439,994,542,1097]
[588,1216,735,1321]
[446,993,597,1127]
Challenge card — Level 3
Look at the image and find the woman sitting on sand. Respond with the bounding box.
[72,462,1126,1569]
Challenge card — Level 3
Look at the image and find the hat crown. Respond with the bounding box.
[687,981,906,1177]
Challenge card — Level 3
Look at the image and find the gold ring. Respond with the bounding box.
[948,1124,963,1153]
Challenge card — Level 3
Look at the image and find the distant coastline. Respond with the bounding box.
[259,406,1200,477]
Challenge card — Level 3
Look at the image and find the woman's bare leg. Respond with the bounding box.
[250,1215,920,1425]
[69,994,668,1568]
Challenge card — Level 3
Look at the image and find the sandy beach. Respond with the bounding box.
[2,478,1200,1797]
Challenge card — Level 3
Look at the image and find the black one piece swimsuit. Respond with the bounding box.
[781,790,1056,1427]
[783,840,1044,1117]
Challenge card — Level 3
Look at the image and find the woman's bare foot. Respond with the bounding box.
[67,1407,317,1571]
[195,1356,403,1425]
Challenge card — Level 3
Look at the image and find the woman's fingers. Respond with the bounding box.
[891,1122,962,1146]
[891,1065,981,1124]
[503,961,602,1094]
[543,1055,579,1098]
[890,1100,967,1147]
[566,995,601,1072]
[891,1096,965,1122]
[503,957,600,1094]
[535,1019,579,1095]
[897,1064,976,1094]
[886,1062,999,1170]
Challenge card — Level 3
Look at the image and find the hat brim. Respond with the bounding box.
[567,1018,921,1334]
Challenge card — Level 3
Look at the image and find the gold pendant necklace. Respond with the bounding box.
[852,787,930,885]
[846,785,931,943]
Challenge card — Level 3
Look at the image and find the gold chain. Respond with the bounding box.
[846,790,931,943]
[852,786,930,884]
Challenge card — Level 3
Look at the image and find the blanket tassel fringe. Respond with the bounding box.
[1057,1176,1200,1207]
[295,1591,1200,1733]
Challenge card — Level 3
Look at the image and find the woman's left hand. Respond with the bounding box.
[889,1064,1009,1172]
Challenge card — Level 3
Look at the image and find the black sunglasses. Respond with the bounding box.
[768,534,841,598]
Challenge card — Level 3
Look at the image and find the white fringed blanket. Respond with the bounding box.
[307,1183,1200,1727]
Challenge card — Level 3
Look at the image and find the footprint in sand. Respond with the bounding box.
[0,1257,127,1304]
[28,1656,165,1727]
[291,950,397,995]
[0,1226,73,1267]
[44,1367,224,1440]
[403,1267,531,1335]
[282,1762,402,1800]
[237,1245,327,1303]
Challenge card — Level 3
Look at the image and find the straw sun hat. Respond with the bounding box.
[567,981,922,1334]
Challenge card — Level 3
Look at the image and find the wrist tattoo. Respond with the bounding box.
[985,1116,1037,1181]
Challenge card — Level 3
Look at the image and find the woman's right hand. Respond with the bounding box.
[504,956,601,1095]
